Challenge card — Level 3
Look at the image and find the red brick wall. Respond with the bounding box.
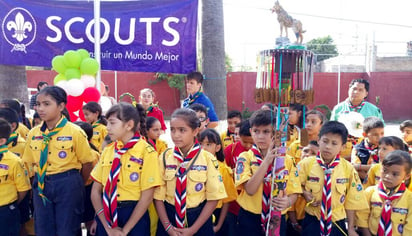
[26,70,412,121]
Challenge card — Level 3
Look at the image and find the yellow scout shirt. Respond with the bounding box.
[154,148,227,208]
[235,150,302,215]
[364,163,382,188]
[91,123,108,153]
[156,139,167,156]
[298,156,368,222]
[356,185,412,236]
[220,131,234,150]
[0,151,31,206]
[286,126,299,148]
[16,123,29,140]
[91,139,161,201]
[287,140,302,165]
[216,160,237,208]
[8,134,25,158]
[22,119,95,175]
[85,149,100,186]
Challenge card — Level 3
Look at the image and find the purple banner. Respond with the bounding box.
[0,0,198,73]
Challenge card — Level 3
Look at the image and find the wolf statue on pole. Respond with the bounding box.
[254,46,315,235]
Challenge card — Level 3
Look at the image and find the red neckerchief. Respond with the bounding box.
[347,99,366,112]
[364,139,379,163]
[377,181,405,236]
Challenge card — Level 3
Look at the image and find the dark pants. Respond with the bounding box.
[33,169,84,236]
[225,212,238,236]
[83,183,95,222]
[156,201,214,236]
[18,192,30,224]
[96,201,150,236]
[0,202,20,236]
[301,213,347,236]
[237,207,287,236]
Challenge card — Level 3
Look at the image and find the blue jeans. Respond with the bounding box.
[33,170,84,236]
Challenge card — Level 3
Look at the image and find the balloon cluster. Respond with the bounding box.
[52,49,101,121]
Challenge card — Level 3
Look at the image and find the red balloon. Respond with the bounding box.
[69,111,79,122]
[66,95,83,113]
[78,108,85,121]
[82,87,101,103]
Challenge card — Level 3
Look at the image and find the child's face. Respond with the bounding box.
[288,109,301,126]
[195,111,208,132]
[227,117,241,133]
[140,91,154,107]
[305,114,322,137]
[200,136,221,156]
[250,124,273,151]
[147,120,162,140]
[402,127,412,144]
[83,109,99,124]
[240,135,254,150]
[381,164,410,189]
[378,143,396,162]
[170,117,199,151]
[107,115,132,142]
[319,133,344,161]
[36,94,65,123]
[234,127,241,142]
[364,127,384,146]
[301,144,319,159]
[186,79,202,95]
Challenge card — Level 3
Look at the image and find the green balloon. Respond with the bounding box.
[77,49,90,60]
[80,58,99,75]
[52,55,67,74]
[65,68,81,80]
[63,50,82,68]
[53,74,66,84]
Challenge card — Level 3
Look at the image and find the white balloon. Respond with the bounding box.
[56,80,69,93]
[99,96,112,115]
[66,79,85,97]
[80,74,96,88]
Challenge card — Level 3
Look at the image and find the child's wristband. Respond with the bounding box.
[96,208,104,216]
[165,223,172,232]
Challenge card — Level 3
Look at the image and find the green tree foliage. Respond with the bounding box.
[306,36,338,62]
[151,73,186,98]
[225,54,233,72]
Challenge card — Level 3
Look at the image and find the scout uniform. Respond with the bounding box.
[16,123,29,140]
[235,147,302,236]
[91,121,108,152]
[221,130,235,150]
[364,163,382,188]
[286,125,299,148]
[351,139,378,182]
[154,146,227,236]
[91,137,161,235]
[22,117,95,236]
[155,139,168,156]
[356,182,412,236]
[298,155,368,235]
[0,148,31,235]
[330,99,384,123]
[83,149,100,224]
[287,139,302,165]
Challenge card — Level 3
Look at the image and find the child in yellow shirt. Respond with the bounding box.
[145,117,168,155]
[220,110,242,149]
[365,136,409,188]
[400,120,412,154]
[83,101,108,152]
[357,150,412,236]
[200,128,237,235]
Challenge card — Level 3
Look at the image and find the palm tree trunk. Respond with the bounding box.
[0,65,29,108]
[201,0,227,120]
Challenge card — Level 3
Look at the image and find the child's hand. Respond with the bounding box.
[271,196,290,211]
[348,228,359,236]
[167,226,180,236]
[174,227,196,236]
[303,189,320,206]
[107,227,125,236]
[89,220,97,235]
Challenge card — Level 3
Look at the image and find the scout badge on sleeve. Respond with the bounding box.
[254,46,314,236]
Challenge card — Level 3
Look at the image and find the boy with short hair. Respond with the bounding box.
[235,110,301,236]
[183,71,219,128]
[221,110,242,149]
[189,103,209,133]
[400,120,412,154]
[357,150,412,236]
[351,116,385,182]
[298,121,368,236]
[0,118,31,235]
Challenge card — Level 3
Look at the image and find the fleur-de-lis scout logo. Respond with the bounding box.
[1,7,37,53]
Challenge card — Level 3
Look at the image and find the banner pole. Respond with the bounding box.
[94,0,101,93]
